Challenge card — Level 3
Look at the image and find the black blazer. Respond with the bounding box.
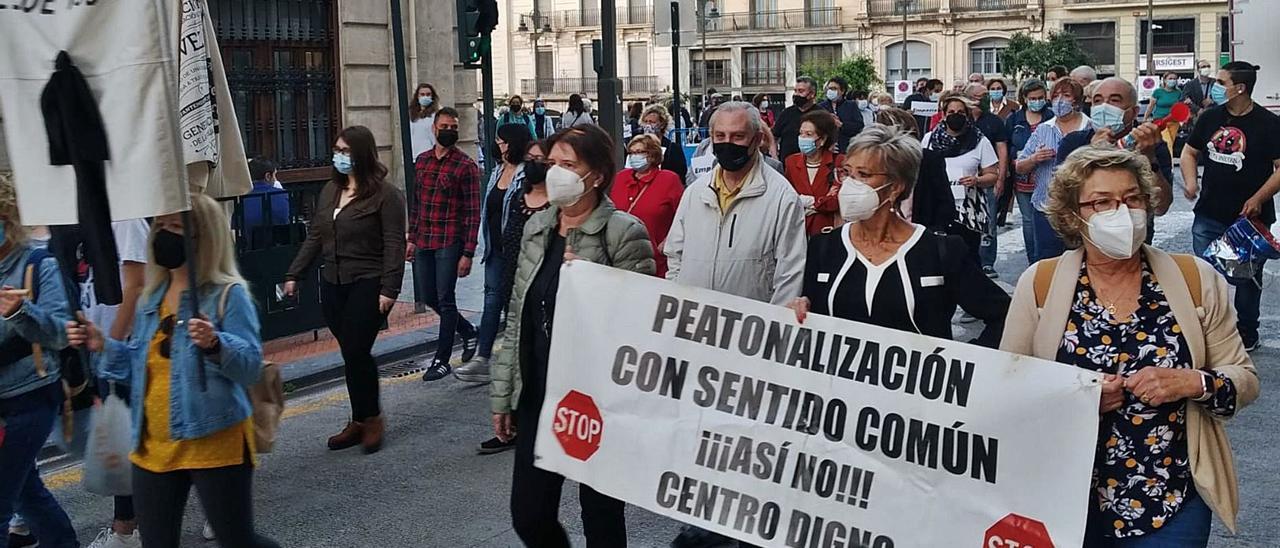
[660,136,688,182]
[910,149,957,234]
[802,227,1009,347]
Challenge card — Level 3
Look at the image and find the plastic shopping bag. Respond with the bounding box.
[82,393,133,496]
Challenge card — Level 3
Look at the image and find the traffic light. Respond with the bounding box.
[457,0,498,68]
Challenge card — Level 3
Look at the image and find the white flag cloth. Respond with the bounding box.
[0,1,189,225]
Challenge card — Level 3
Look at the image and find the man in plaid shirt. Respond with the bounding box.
[407,107,481,381]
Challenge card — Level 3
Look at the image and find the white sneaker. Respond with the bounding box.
[86,529,141,548]
[202,521,216,541]
[453,356,491,384]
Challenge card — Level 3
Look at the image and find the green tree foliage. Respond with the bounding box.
[798,54,881,94]
[1001,31,1094,80]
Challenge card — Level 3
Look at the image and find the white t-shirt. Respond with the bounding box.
[921,132,998,202]
[410,114,436,159]
[80,220,151,331]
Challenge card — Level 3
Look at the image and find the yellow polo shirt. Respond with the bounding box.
[714,169,744,214]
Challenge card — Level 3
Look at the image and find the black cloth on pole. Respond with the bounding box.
[41,51,122,306]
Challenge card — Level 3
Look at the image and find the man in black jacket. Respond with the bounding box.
[1181,58,1218,116]
[903,78,943,136]
[773,76,819,158]
[817,76,865,153]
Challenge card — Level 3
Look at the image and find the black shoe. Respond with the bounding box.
[460,331,478,362]
[1242,331,1261,352]
[8,531,37,548]
[477,435,516,455]
[670,525,738,548]
[421,360,452,382]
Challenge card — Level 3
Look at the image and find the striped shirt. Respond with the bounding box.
[1016,115,1092,211]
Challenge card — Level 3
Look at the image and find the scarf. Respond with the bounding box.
[926,122,984,159]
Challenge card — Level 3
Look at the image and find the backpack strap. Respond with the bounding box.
[1170,254,1203,308]
[22,248,52,378]
[1033,258,1060,308]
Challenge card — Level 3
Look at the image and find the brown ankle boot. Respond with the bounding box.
[327,421,363,451]
[361,415,384,454]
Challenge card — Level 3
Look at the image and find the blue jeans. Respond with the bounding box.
[414,243,477,364]
[1016,191,1036,264]
[979,186,998,268]
[1192,215,1263,338]
[0,383,79,548]
[1031,206,1065,263]
[1083,487,1211,547]
[477,254,506,359]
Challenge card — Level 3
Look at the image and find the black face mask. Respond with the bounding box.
[792,95,810,108]
[437,129,459,148]
[153,229,186,270]
[713,142,753,172]
[945,113,970,132]
[523,160,548,186]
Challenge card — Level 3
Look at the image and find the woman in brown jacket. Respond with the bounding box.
[284,126,407,454]
[1001,147,1258,546]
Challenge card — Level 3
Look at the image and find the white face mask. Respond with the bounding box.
[857,99,869,109]
[1081,205,1147,260]
[1199,67,1212,78]
[838,178,889,222]
[546,165,591,208]
[760,100,770,109]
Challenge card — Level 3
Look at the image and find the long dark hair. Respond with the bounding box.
[409,83,438,121]
[497,123,534,165]
[333,125,387,202]
[567,93,585,115]
[547,124,617,195]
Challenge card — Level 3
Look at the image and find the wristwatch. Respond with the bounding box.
[1193,370,1215,403]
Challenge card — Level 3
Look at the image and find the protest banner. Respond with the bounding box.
[535,262,1100,548]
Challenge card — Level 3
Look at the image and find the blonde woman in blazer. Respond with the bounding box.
[1001,146,1258,546]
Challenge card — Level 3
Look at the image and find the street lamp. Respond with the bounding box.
[698,0,720,106]
[519,13,554,95]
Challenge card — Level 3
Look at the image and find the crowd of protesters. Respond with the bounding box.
[1,59,1275,548]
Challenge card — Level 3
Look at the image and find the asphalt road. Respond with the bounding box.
[42,168,1278,547]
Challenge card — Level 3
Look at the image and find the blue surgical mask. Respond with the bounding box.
[1051,97,1076,117]
[418,96,433,107]
[333,152,353,175]
[1026,98,1047,112]
[626,154,648,170]
[535,106,546,115]
[1090,103,1128,134]
[1210,84,1229,105]
[1163,79,1178,90]
[826,89,840,102]
[989,90,1005,102]
[798,137,818,155]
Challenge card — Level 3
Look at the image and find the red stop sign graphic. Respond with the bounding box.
[552,390,603,461]
[984,513,1054,548]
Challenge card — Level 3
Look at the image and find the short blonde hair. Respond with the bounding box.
[641,103,672,133]
[868,90,893,106]
[0,171,28,251]
[144,193,247,297]
[627,134,663,167]
[845,124,922,205]
[1045,146,1157,248]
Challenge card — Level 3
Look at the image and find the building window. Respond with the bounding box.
[884,41,931,82]
[1140,18,1196,55]
[798,44,842,70]
[210,0,336,171]
[1064,22,1115,67]
[743,47,786,86]
[627,42,649,77]
[969,37,1008,75]
[692,58,730,89]
[751,0,778,30]
[581,43,595,79]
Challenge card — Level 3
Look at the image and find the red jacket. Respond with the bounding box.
[610,168,684,277]
[783,151,845,235]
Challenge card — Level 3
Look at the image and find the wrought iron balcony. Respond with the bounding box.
[1064,0,1193,5]
[516,12,556,33]
[558,3,653,28]
[867,0,942,18]
[950,0,1029,12]
[521,76,662,96]
[704,8,841,33]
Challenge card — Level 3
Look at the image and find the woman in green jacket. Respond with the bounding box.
[491,124,655,547]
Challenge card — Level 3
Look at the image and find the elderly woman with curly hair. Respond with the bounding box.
[1002,146,1259,547]
[638,103,688,180]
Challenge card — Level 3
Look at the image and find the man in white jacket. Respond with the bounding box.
[664,101,807,306]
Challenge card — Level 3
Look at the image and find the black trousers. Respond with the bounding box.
[321,278,385,421]
[132,458,279,548]
[510,402,627,547]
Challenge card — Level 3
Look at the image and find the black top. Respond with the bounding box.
[910,149,959,234]
[660,136,688,182]
[903,92,932,136]
[974,112,1008,146]
[519,229,566,408]
[1187,104,1280,225]
[801,224,1009,347]
[774,104,817,159]
[818,99,866,153]
[500,194,550,307]
[484,183,505,256]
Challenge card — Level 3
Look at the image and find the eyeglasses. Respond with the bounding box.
[1078,195,1147,213]
[849,169,889,180]
[158,314,176,359]
[332,146,351,154]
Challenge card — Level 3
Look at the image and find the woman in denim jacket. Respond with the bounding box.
[0,173,79,548]
[68,194,278,548]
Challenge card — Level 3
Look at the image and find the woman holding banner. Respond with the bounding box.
[1001,147,1259,546]
[491,124,655,547]
[789,125,1008,348]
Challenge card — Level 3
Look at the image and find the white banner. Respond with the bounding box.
[536,262,1100,548]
